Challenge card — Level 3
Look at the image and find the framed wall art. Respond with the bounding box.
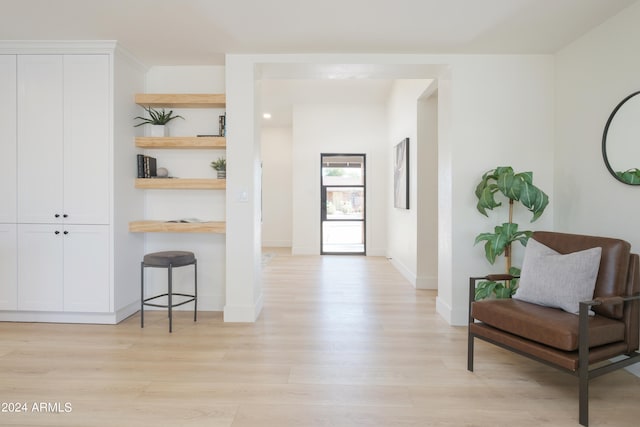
[394,138,409,209]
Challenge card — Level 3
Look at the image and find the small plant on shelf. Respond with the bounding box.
[210,157,226,179]
[133,107,184,127]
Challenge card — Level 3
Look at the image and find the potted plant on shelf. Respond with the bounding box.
[473,166,549,299]
[133,106,184,137]
[210,157,226,179]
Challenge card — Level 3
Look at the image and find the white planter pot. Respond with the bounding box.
[150,125,167,137]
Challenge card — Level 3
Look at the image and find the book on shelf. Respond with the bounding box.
[166,218,207,223]
[136,154,144,178]
[136,155,157,178]
[219,114,226,137]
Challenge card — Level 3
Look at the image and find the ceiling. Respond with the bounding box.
[2,0,636,127]
[0,0,636,66]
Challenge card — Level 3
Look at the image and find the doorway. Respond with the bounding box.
[320,153,366,255]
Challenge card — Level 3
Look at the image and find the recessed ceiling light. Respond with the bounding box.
[263,113,272,119]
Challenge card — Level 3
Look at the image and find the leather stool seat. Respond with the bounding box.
[144,251,195,267]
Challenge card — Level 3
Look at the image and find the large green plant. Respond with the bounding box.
[473,166,549,299]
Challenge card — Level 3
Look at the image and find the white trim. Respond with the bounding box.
[223,294,263,322]
[435,296,452,324]
[389,256,416,287]
[416,275,438,290]
[0,40,118,54]
[0,308,127,325]
[262,240,292,248]
[436,295,468,326]
[114,301,140,323]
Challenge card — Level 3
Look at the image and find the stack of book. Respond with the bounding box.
[137,154,157,178]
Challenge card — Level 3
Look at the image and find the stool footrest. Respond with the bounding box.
[143,293,196,308]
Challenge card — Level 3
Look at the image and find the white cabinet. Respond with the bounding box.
[17,55,64,224]
[0,42,145,324]
[17,55,110,225]
[17,224,64,311]
[63,55,110,225]
[63,225,110,312]
[17,224,109,312]
[0,224,17,310]
[0,55,17,223]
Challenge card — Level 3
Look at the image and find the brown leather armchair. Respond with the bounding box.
[468,231,640,426]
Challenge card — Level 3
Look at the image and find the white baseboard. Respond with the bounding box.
[366,247,386,256]
[416,275,437,290]
[389,257,417,287]
[292,246,318,255]
[0,308,127,324]
[262,240,292,248]
[436,296,467,326]
[223,294,263,322]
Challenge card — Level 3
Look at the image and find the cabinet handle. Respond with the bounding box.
[63,231,69,235]
[54,230,60,235]
[55,214,60,218]
[63,214,68,218]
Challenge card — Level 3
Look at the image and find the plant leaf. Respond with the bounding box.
[617,169,640,184]
[475,281,497,300]
[519,181,549,222]
[494,286,512,299]
[476,185,501,216]
[498,170,521,200]
[516,171,533,185]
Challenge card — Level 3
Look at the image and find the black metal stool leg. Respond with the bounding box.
[168,264,173,333]
[194,260,198,322]
[140,261,145,328]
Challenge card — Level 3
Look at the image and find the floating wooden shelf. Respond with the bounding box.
[135,178,225,190]
[135,93,226,108]
[136,136,226,149]
[129,220,226,234]
[132,93,226,235]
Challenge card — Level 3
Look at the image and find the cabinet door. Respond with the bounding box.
[17,55,64,224]
[0,224,17,310]
[0,55,17,223]
[17,224,64,311]
[63,225,110,312]
[63,55,110,225]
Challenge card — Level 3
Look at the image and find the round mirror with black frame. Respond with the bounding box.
[602,90,640,185]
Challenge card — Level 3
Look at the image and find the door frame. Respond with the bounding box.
[320,153,366,255]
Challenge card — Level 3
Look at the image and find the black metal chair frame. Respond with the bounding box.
[468,276,640,426]
[141,259,197,333]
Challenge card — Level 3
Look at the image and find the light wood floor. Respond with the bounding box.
[1,249,639,426]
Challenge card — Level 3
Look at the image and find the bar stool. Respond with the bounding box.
[141,251,197,332]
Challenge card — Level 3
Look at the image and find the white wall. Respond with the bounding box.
[225,55,264,322]
[261,126,293,247]
[386,79,436,288]
[442,55,555,324]
[291,103,387,255]
[417,89,439,290]
[142,66,227,311]
[226,54,555,325]
[555,1,640,249]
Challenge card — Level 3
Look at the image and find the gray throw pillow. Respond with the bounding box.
[513,238,602,314]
